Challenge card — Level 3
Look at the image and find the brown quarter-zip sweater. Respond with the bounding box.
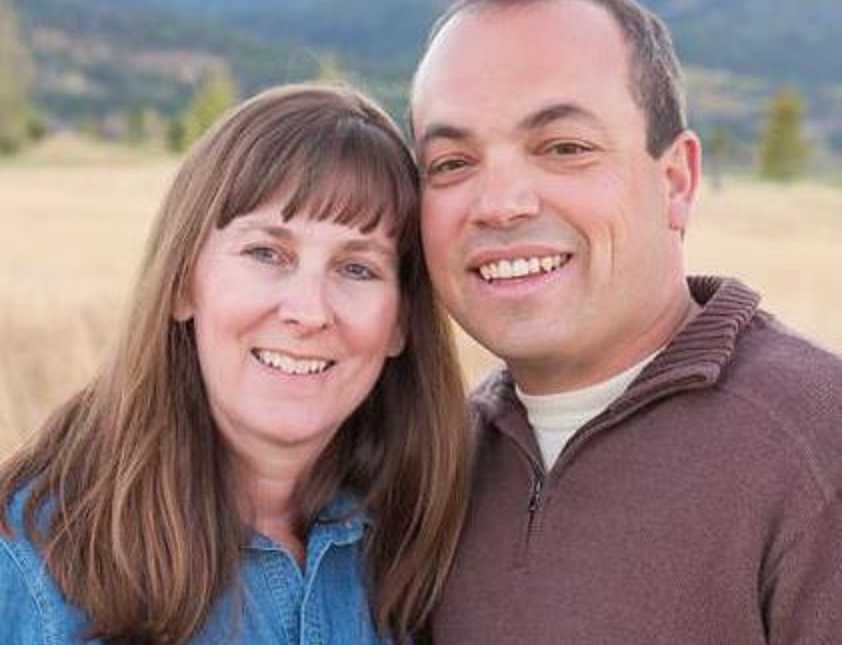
[433,277,842,645]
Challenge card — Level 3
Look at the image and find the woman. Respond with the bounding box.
[0,84,471,644]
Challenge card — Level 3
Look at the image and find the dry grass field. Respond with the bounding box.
[1,134,841,456]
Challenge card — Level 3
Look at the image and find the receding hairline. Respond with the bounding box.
[410,0,635,136]
[410,0,686,157]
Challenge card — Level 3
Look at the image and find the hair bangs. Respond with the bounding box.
[272,116,418,236]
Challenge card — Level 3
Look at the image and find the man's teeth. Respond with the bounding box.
[478,254,569,282]
[254,349,332,375]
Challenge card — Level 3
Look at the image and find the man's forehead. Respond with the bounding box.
[412,1,632,135]
[413,1,629,97]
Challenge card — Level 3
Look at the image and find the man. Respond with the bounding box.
[410,0,842,643]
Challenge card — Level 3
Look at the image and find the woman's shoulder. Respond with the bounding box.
[0,483,42,566]
[0,546,44,644]
[0,485,94,644]
[0,487,50,643]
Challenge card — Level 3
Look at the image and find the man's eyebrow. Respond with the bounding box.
[517,102,602,131]
[416,103,602,153]
[416,123,473,152]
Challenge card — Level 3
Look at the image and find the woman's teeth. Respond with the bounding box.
[253,349,332,375]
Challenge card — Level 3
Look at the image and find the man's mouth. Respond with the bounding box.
[252,349,335,375]
[477,254,572,283]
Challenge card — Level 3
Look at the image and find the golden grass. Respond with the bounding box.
[687,179,842,351]
[1,135,840,456]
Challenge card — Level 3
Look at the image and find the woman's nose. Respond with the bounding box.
[276,275,334,334]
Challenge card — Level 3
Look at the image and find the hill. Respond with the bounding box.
[13,0,842,158]
[17,0,322,120]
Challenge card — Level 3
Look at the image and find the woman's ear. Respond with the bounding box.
[387,302,408,357]
[172,288,194,322]
[387,321,407,357]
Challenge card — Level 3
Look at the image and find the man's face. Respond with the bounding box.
[412,0,699,393]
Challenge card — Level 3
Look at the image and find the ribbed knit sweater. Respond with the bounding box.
[432,276,842,645]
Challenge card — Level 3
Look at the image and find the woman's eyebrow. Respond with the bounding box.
[341,238,398,259]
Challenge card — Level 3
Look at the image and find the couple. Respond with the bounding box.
[3,1,842,643]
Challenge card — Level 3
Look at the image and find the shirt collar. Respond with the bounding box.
[244,492,369,552]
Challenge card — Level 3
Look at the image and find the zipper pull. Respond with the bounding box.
[528,471,544,514]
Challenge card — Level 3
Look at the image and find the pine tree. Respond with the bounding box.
[759,87,810,181]
[315,53,347,83]
[169,65,237,153]
[0,0,35,155]
[707,126,732,191]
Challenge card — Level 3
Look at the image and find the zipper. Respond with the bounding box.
[526,466,545,539]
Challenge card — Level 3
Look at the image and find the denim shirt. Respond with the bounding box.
[0,488,387,644]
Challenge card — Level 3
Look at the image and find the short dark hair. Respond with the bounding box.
[418,0,687,157]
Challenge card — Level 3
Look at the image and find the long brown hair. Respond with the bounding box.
[0,84,471,643]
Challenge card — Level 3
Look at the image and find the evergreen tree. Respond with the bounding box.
[759,87,810,181]
[126,106,149,144]
[707,126,732,191]
[169,65,237,153]
[0,0,35,155]
[315,53,347,83]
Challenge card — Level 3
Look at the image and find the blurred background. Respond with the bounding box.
[1,0,841,454]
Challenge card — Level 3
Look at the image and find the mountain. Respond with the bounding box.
[16,0,323,120]
[650,0,842,88]
[13,0,842,156]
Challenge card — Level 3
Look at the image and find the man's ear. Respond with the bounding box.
[662,130,702,234]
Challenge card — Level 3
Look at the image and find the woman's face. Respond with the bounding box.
[177,195,405,463]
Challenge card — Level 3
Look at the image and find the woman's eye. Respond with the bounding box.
[340,262,378,280]
[244,246,286,265]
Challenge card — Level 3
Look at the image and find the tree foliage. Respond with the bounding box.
[706,126,733,191]
[758,87,810,181]
[0,0,35,154]
[168,65,236,152]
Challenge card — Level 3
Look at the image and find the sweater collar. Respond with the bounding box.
[615,275,760,413]
[471,276,761,452]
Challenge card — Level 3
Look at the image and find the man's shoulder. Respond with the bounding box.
[706,309,842,486]
[729,308,842,394]
[686,275,842,401]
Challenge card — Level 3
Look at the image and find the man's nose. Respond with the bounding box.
[276,274,334,334]
[468,161,540,228]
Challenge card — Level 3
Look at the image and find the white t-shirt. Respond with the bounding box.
[516,352,659,470]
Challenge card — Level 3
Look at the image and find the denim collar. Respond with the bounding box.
[244,492,369,553]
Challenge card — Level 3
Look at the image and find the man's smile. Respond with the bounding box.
[477,254,572,282]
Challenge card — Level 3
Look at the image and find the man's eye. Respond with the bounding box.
[428,158,468,176]
[545,141,592,156]
[340,262,378,280]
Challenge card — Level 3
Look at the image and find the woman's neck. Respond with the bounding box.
[226,441,324,566]
[241,468,306,564]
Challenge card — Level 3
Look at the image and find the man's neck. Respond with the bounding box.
[513,288,701,395]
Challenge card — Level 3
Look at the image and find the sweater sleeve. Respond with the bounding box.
[763,493,842,644]
[0,538,45,645]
